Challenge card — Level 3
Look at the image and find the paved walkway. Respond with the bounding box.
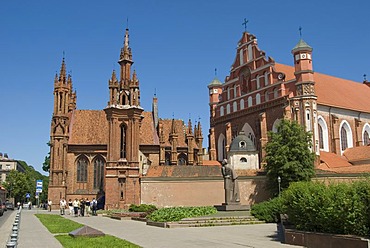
[13,209,300,248]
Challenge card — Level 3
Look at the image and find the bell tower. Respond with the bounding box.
[291,37,319,154]
[48,58,76,205]
[104,27,144,209]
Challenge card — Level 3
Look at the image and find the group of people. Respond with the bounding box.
[59,197,98,217]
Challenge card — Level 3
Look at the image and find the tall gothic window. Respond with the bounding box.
[318,124,324,149]
[341,126,348,151]
[364,131,370,146]
[165,152,171,165]
[178,153,187,165]
[77,156,88,182]
[93,156,105,189]
[120,124,126,158]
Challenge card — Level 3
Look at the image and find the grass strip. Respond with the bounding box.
[55,234,141,248]
[35,214,141,247]
[35,214,84,233]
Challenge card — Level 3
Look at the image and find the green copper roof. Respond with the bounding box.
[208,77,223,87]
[292,39,312,53]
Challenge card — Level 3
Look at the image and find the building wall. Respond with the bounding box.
[141,177,270,207]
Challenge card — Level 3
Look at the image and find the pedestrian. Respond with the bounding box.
[59,198,67,215]
[48,199,52,211]
[28,200,32,210]
[80,198,85,217]
[91,198,98,216]
[72,198,79,217]
[85,198,90,217]
[68,199,73,215]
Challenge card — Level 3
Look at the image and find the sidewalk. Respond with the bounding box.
[17,209,299,248]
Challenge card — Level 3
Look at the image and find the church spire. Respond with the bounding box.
[59,57,67,83]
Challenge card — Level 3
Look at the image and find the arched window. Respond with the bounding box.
[165,152,171,165]
[233,101,237,112]
[217,134,226,161]
[341,126,348,151]
[256,75,260,89]
[318,124,324,149]
[363,124,370,145]
[240,99,245,110]
[264,91,269,102]
[248,96,252,107]
[77,156,88,182]
[247,44,253,61]
[264,71,269,86]
[177,153,187,165]
[256,93,261,104]
[273,87,279,98]
[233,85,237,98]
[339,121,353,153]
[240,157,247,163]
[239,49,244,65]
[93,156,105,189]
[318,116,329,152]
[364,130,370,146]
[120,124,126,158]
[220,106,224,116]
[227,87,230,100]
[306,109,311,131]
[226,104,231,114]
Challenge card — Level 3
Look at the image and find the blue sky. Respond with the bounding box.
[1,1,370,175]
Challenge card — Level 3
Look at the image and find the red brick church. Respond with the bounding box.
[48,28,205,209]
[208,30,370,173]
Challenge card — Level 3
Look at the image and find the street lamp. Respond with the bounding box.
[277,176,281,196]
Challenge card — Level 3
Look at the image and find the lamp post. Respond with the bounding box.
[277,176,281,196]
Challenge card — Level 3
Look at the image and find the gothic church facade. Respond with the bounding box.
[48,29,204,209]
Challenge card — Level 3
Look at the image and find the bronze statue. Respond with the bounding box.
[221,159,240,203]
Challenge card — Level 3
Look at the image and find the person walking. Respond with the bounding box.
[91,198,98,216]
[59,198,67,215]
[68,199,73,215]
[48,199,52,211]
[85,198,91,217]
[80,198,85,217]
[72,198,79,217]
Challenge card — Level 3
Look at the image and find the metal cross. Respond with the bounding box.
[215,68,217,76]
[299,26,302,38]
[242,18,248,32]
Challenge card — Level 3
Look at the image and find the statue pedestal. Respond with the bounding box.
[214,202,250,211]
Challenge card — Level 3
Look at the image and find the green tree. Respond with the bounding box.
[264,119,315,196]
[42,142,51,172]
[3,170,32,203]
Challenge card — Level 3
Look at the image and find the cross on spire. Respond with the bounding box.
[364,74,367,82]
[299,26,302,38]
[215,68,217,76]
[242,18,248,32]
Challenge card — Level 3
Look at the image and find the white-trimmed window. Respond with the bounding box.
[264,71,269,86]
[226,104,231,114]
[339,120,353,153]
[247,44,253,61]
[318,116,329,152]
[264,91,269,102]
[248,96,252,107]
[363,123,370,145]
[239,49,244,65]
[256,93,261,104]
[240,99,245,109]
[233,101,237,112]
[273,87,279,98]
[220,106,224,116]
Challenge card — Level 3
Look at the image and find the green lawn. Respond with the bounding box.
[35,214,141,248]
[55,234,140,248]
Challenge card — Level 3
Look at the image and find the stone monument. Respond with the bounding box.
[215,159,249,211]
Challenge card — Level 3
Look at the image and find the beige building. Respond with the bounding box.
[0,153,25,185]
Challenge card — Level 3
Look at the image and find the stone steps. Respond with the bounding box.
[148,215,265,228]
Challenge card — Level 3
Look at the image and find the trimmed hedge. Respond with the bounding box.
[251,197,283,223]
[129,204,157,214]
[251,179,370,237]
[147,206,217,222]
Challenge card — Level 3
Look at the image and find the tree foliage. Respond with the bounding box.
[3,161,49,204]
[42,141,51,172]
[3,170,31,203]
[264,119,315,195]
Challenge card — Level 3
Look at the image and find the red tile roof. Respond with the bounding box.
[274,63,370,113]
[343,146,370,163]
[318,151,370,174]
[140,111,159,145]
[145,165,222,178]
[69,110,108,145]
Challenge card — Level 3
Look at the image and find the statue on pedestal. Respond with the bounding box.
[221,159,240,203]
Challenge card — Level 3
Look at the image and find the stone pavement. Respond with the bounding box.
[13,209,300,248]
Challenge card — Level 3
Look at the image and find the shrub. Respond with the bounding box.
[251,197,284,223]
[129,204,157,214]
[147,206,217,222]
[282,180,370,236]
